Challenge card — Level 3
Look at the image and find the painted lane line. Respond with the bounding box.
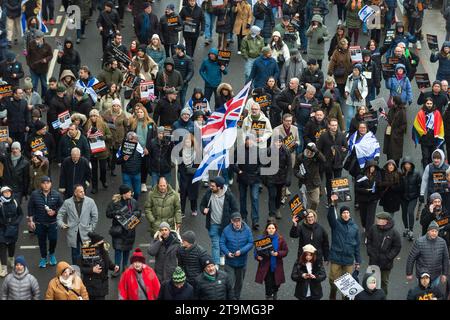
[50,28,58,37]
[59,17,68,37]
[60,5,65,12]
[47,49,59,81]
[20,245,39,249]
[56,15,63,24]
[138,243,150,247]
[23,230,29,234]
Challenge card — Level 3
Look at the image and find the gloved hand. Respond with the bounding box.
[375,87,380,95]
[419,195,424,203]
[317,37,324,44]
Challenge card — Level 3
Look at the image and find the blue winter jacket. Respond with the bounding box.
[220,222,254,268]
[327,205,361,266]
[385,64,413,104]
[199,48,228,88]
[430,41,450,82]
[249,55,280,89]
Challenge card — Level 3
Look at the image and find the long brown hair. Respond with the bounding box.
[299,250,317,265]
[129,104,155,130]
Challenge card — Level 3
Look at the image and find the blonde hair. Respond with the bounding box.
[129,104,155,130]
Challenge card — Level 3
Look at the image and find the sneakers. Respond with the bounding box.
[229,178,233,185]
[219,256,225,266]
[141,183,148,192]
[403,229,408,237]
[49,19,55,25]
[81,34,86,39]
[39,258,47,268]
[8,257,14,268]
[416,41,422,50]
[275,210,282,219]
[49,254,57,266]
[191,211,198,216]
[0,265,7,277]
[407,230,415,241]
[181,213,186,219]
[237,50,241,55]
[76,38,81,44]
[337,19,342,25]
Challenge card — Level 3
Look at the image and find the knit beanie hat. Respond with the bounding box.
[34,120,46,131]
[428,220,439,231]
[14,256,27,268]
[429,192,442,202]
[181,107,192,117]
[172,266,186,283]
[23,77,33,90]
[159,221,171,230]
[57,84,66,93]
[181,230,196,245]
[130,248,146,264]
[323,89,333,99]
[261,46,271,55]
[119,184,132,195]
[340,206,350,215]
[112,98,121,106]
[213,176,225,188]
[11,141,21,150]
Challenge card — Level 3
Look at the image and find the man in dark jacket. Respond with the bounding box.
[173,44,194,106]
[26,30,53,96]
[1,87,31,146]
[25,120,55,161]
[153,89,182,127]
[193,255,234,300]
[303,108,327,145]
[300,59,324,93]
[57,123,91,163]
[96,1,120,52]
[0,52,24,87]
[134,2,160,45]
[417,80,448,114]
[407,272,444,300]
[327,195,361,300]
[1,141,29,204]
[249,46,280,89]
[366,211,402,296]
[72,88,93,118]
[59,147,92,199]
[158,266,194,300]
[147,222,181,283]
[103,32,128,69]
[179,0,204,57]
[290,209,329,262]
[232,138,262,230]
[27,176,64,268]
[406,221,449,291]
[160,4,182,57]
[200,176,239,266]
[155,58,184,100]
[317,118,348,202]
[275,77,303,114]
[148,127,173,185]
[177,230,208,285]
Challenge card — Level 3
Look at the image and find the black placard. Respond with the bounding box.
[415,73,431,89]
[251,120,266,137]
[121,141,137,156]
[254,237,274,254]
[433,171,447,193]
[93,81,108,96]
[331,177,352,202]
[289,194,307,220]
[283,133,297,151]
[384,29,395,46]
[218,50,231,66]
[426,34,439,51]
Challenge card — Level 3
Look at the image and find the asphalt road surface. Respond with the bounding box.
[0,0,447,300]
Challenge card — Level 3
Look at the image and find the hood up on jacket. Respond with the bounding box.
[208,47,219,58]
[441,41,450,54]
[56,261,72,277]
[361,272,378,294]
[60,69,77,82]
[217,82,234,96]
[431,149,446,168]
[395,63,407,75]
[164,57,175,70]
[401,156,416,173]
[364,159,380,173]
[191,87,204,100]
[311,14,323,26]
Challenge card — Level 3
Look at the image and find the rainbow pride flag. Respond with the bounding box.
[412,109,444,147]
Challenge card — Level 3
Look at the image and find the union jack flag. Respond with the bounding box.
[201,82,252,143]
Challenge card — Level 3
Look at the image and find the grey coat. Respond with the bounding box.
[280,54,307,88]
[1,268,40,300]
[306,15,329,61]
[147,231,181,282]
[406,234,449,281]
[57,196,98,248]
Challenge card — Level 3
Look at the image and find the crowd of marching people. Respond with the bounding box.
[0,0,449,301]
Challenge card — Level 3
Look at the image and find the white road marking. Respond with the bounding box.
[20,245,39,249]
[59,17,68,37]
[47,49,59,81]
[23,230,29,234]
[138,243,150,247]
[59,5,64,12]
[50,28,58,37]
[56,15,63,24]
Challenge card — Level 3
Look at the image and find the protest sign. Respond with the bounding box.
[334,273,364,300]
[92,81,108,96]
[121,141,137,156]
[251,120,266,137]
[433,171,447,193]
[51,110,71,133]
[218,50,231,66]
[254,237,274,254]
[283,133,297,151]
[123,73,137,88]
[369,97,388,111]
[30,136,48,156]
[331,177,352,202]
[254,94,271,109]
[358,5,376,22]
[383,29,395,46]
[0,84,13,99]
[350,46,362,63]
[415,73,431,89]
[112,45,132,66]
[0,126,8,142]
[88,130,107,154]
[382,63,395,79]
[116,212,141,230]
[183,19,197,33]
[436,216,450,229]
[426,34,439,51]
[140,81,155,101]
[289,194,307,220]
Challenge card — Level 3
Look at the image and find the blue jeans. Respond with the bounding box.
[244,57,256,83]
[208,223,221,265]
[385,7,396,29]
[114,249,130,270]
[30,69,47,96]
[344,104,356,131]
[122,172,141,200]
[204,12,216,41]
[239,182,260,224]
[71,236,82,265]
[35,223,58,259]
[151,172,172,187]
[299,25,307,51]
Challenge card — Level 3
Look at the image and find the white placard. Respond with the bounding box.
[333,272,364,300]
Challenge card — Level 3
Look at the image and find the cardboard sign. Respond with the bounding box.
[112,45,132,66]
[0,126,8,142]
[436,216,449,229]
[254,95,271,109]
[92,81,108,96]
[0,84,13,99]
[88,129,106,154]
[123,73,137,88]
[334,272,364,300]
[30,136,48,156]
[382,63,395,79]
[122,141,137,156]
[350,46,362,63]
[218,50,231,66]
[116,212,141,230]
[251,120,266,137]
[183,20,197,33]
[433,171,447,193]
[283,133,297,151]
[426,34,439,51]
[369,97,388,111]
[415,73,431,89]
[81,246,100,260]
[51,110,71,132]
[383,29,395,46]
[331,177,352,202]
[140,81,155,101]
[254,237,274,253]
[289,194,307,220]
[167,16,182,31]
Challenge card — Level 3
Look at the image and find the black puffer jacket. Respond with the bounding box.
[275,87,302,113]
[294,150,326,190]
[2,96,31,133]
[407,282,444,300]
[291,259,326,300]
[1,155,29,196]
[290,222,329,261]
[59,156,91,198]
[177,244,208,285]
[153,96,182,126]
[354,273,386,300]
[0,198,23,243]
[78,244,116,298]
[147,232,181,283]
[148,138,173,175]
[158,280,194,300]
[193,270,234,300]
[173,53,194,83]
[317,130,348,170]
[400,157,421,201]
[179,3,205,38]
[160,13,181,45]
[303,118,327,145]
[117,146,142,176]
[378,160,402,213]
[231,145,261,185]
[57,38,81,77]
[366,219,402,270]
[106,197,141,251]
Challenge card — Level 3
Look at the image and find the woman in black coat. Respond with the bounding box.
[178,134,200,216]
[291,245,326,300]
[56,38,81,77]
[78,232,119,300]
[0,186,23,276]
[378,159,402,215]
[214,0,233,50]
[264,76,282,127]
[400,157,421,241]
[105,188,141,276]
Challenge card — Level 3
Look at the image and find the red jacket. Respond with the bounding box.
[118,265,161,300]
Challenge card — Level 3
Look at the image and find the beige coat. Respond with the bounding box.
[233,1,253,36]
[45,262,89,300]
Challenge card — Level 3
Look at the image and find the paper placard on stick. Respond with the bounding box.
[369,97,388,111]
[254,237,273,253]
[251,120,266,137]
[283,133,297,151]
[358,5,376,22]
[0,126,8,142]
[433,171,447,193]
[426,34,439,51]
[289,194,307,220]
[0,84,12,99]
[334,272,364,300]
[331,177,352,202]
[92,81,108,96]
[218,50,231,66]
[350,46,362,63]
[140,81,155,101]
[415,73,431,89]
